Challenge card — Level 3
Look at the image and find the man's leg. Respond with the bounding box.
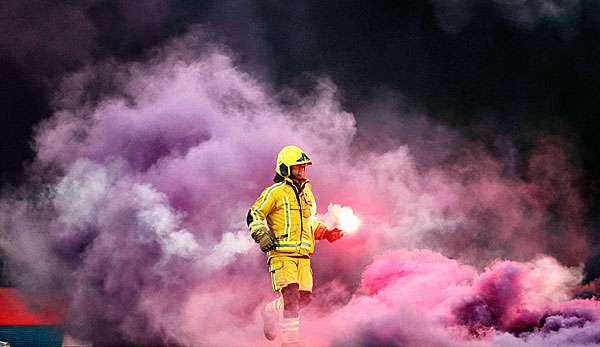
[298,257,313,311]
[263,257,301,343]
[279,256,313,346]
[281,283,300,318]
[280,283,301,346]
[262,295,283,340]
[299,291,312,310]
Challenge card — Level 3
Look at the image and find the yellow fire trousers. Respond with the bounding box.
[268,256,313,292]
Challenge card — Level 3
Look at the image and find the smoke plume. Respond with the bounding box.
[0,29,594,346]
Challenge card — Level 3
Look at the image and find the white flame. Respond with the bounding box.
[319,203,361,235]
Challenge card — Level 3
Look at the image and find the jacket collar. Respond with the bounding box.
[284,176,309,193]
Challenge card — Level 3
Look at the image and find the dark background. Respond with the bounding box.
[2,0,599,274]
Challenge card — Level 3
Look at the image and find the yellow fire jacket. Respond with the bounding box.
[247,177,327,258]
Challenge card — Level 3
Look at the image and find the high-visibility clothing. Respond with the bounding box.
[251,147,326,345]
[280,317,301,345]
[269,256,313,292]
[247,177,327,258]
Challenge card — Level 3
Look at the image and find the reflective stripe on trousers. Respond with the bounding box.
[279,317,300,344]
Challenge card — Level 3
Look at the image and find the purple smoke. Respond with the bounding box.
[0,30,595,346]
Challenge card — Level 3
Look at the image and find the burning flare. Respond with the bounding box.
[320,203,361,234]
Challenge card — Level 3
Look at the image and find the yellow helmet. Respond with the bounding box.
[275,145,312,177]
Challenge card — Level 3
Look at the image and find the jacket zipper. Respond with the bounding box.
[287,181,304,247]
[293,186,303,246]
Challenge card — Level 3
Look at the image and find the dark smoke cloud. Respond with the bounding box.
[0,0,177,77]
[3,1,600,187]
[430,0,583,34]
[0,28,595,345]
[2,1,600,346]
[0,1,96,77]
[0,0,176,185]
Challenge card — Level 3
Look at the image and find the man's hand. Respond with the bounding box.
[258,233,276,252]
[252,227,277,252]
[324,228,344,243]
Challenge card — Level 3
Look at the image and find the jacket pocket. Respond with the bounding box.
[269,258,284,273]
[288,198,301,211]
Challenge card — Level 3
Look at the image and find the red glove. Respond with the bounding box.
[324,228,343,243]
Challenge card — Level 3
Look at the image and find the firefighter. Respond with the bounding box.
[247,145,343,347]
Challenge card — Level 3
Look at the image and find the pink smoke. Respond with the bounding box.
[0,31,593,346]
[301,250,589,347]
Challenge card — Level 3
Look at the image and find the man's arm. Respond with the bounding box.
[247,185,278,252]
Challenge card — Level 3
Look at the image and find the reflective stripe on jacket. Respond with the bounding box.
[247,178,326,257]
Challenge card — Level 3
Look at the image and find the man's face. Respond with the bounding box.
[290,164,307,180]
